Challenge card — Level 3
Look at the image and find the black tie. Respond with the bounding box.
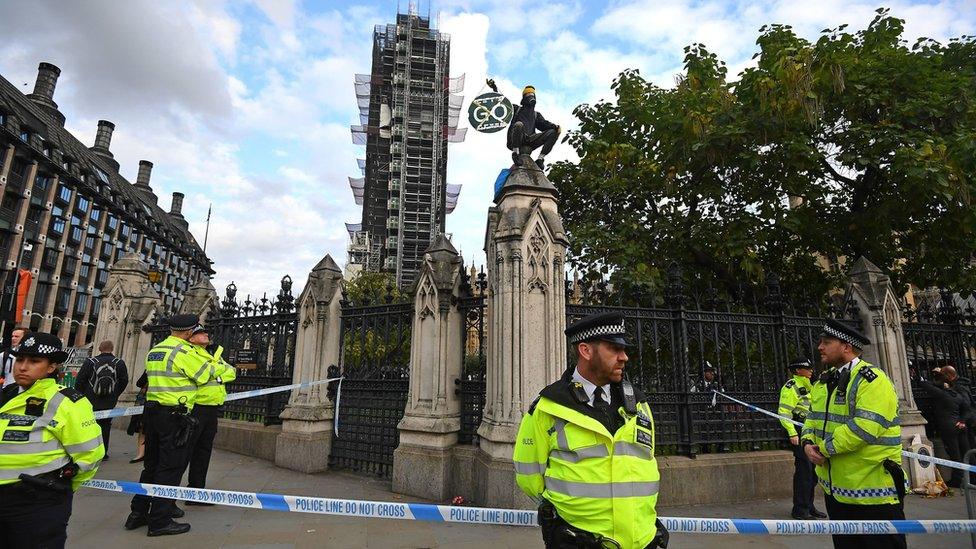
[593,386,609,411]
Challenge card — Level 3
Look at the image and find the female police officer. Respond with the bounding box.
[0,332,105,548]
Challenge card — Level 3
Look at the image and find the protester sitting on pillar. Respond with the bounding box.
[75,340,129,460]
[915,366,971,488]
[506,85,560,170]
[180,323,236,503]
[777,357,826,520]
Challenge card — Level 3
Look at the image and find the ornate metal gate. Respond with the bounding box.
[329,298,413,477]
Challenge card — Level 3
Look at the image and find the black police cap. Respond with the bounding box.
[12,332,69,364]
[168,314,200,331]
[788,357,814,371]
[565,311,629,347]
[820,318,871,349]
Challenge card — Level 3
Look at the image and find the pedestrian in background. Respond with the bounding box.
[75,340,128,460]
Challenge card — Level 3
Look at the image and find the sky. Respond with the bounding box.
[0,0,972,301]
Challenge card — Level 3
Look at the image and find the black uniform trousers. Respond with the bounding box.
[0,480,73,549]
[509,125,558,156]
[824,494,906,549]
[183,404,221,488]
[96,417,113,455]
[130,404,191,529]
[941,427,972,487]
[790,443,817,515]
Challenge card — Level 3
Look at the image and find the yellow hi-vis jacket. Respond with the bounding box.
[778,374,813,437]
[513,380,660,549]
[801,359,902,505]
[193,345,237,406]
[0,378,104,490]
[145,335,212,409]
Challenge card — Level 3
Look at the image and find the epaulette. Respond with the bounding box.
[527,396,541,415]
[785,379,796,388]
[59,387,85,402]
[859,365,878,382]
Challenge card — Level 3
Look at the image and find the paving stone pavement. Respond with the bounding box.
[67,432,973,548]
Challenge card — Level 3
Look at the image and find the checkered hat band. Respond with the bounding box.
[823,324,862,347]
[569,323,625,344]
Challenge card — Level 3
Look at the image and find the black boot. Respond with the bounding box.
[123,512,149,530]
[810,508,827,519]
[147,521,191,537]
[171,506,185,518]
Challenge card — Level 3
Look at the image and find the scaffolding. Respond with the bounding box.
[345,11,465,288]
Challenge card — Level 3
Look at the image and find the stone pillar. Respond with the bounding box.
[274,254,343,473]
[178,277,219,322]
[392,235,464,500]
[90,253,161,401]
[475,155,569,508]
[846,257,935,485]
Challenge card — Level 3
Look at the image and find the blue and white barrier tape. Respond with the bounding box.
[0,377,341,423]
[711,390,976,474]
[80,479,976,534]
[91,376,343,419]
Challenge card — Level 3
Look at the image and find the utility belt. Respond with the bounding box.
[9,462,79,494]
[144,400,198,448]
[883,459,907,504]
[538,500,669,549]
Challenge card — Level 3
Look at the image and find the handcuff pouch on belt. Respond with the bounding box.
[18,462,79,493]
[537,499,621,549]
[173,399,198,448]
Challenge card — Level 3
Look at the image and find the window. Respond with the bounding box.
[79,264,90,280]
[93,167,110,184]
[70,226,83,243]
[42,249,58,269]
[19,129,30,143]
[62,159,70,172]
[54,289,70,313]
[74,293,88,315]
[32,284,50,311]
[107,215,118,231]
[42,144,52,158]
[57,184,71,203]
[90,207,101,223]
[33,175,52,194]
[120,223,130,238]
[76,196,89,213]
[85,236,95,250]
[51,216,65,235]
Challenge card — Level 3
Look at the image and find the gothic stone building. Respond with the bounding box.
[0,62,214,345]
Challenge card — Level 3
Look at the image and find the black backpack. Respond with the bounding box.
[92,357,120,398]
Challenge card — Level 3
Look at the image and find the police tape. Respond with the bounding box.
[0,377,342,424]
[79,478,976,535]
[711,390,976,474]
[90,376,343,419]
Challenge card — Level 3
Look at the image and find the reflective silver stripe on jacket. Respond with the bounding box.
[164,344,188,373]
[852,408,900,429]
[553,419,569,450]
[147,370,188,379]
[514,460,546,475]
[0,456,71,480]
[64,435,103,454]
[146,385,196,393]
[29,392,66,443]
[550,444,609,463]
[0,439,61,455]
[545,478,660,498]
[613,441,652,460]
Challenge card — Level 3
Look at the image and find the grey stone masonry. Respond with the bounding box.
[474,155,569,508]
[846,256,935,486]
[274,254,344,474]
[392,234,464,500]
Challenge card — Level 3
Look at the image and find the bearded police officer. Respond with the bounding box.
[125,314,213,537]
[0,332,104,548]
[181,323,236,500]
[801,319,905,549]
[778,357,825,520]
[514,312,667,549]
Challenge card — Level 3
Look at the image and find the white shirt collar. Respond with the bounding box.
[837,357,860,373]
[572,367,611,408]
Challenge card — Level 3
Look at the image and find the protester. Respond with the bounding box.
[916,367,971,488]
[126,371,148,463]
[75,340,128,460]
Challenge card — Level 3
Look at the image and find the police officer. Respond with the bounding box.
[125,314,212,537]
[0,332,104,548]
[513,312,668,549]
[181,323,236,501]
[801,319,905,549]
[778,357,825,520]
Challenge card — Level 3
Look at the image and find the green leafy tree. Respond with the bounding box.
[343,271,404,305]
[341,271,410,377]
[550,9,976,299]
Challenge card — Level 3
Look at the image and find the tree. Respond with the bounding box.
[343,271,404,305]
[549,9,976,300]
